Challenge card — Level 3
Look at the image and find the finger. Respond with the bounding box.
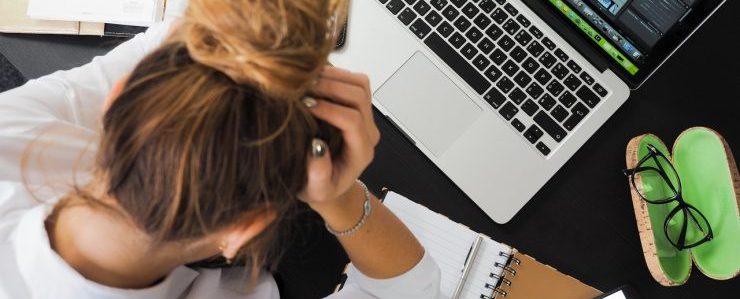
[312,78,368,110]
[300,139,334,202]
[320,67,372,98]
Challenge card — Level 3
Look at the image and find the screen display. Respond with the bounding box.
[547,0,701,76]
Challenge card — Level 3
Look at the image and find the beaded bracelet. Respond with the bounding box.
[325,180,372,237]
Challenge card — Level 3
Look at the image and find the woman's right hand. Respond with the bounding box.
[297,67,380,214]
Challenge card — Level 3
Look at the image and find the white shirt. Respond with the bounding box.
[0,21,441,299]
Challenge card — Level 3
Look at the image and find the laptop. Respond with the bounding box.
[330,0,726,223]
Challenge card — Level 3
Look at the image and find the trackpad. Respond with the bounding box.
[375,52,482,157]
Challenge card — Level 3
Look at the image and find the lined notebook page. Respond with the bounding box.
[460,238,512,298]
[384,192,512,298]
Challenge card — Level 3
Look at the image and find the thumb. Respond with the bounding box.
[300,139,334,203]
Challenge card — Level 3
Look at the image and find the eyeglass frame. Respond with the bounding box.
[622,144,714,250]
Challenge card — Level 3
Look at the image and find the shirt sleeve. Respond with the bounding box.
[325,250,442,299]
[0,21,174,198]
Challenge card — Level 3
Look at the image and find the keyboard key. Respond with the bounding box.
[593,83,608,97]
[453,16,472,32]
[563,109,585,131]
[484,87,507,108]
[387,0,405,15]
[379,0,390,3]
[524,125,544,144]
[511,118,526,132]
[509,87,527,104]
[554,48,569,62]
[566,60,582,73]
[522,57,540,74]
[552,63,569,79]
[462,3,479,18]
[516,15,531,27]
[538,94,556,111]
[472,54,491,71]
[514,30,533,46]
[534,69,552,85]
[534,111,566,142]
[465,27,484,43]
[576,86,601,108]
[409,19,432,39]
[502,19,520,35]
[461,43,478,60]
[571,102,589,118]
[510,46,527,63]
[563,74,582,91]
[404,0,417,5]
[551,105,569,122]
[497,77,515,93]
[490,48,507,65]
[546,80,565,96]
[491,8,508,24]
[579,72,594,86]
[413,1,432,15]
[494,0,505,4]
[426,10,443,27]
[442,5,459,21]
[503,3,518,16]
[451,0,466,8]
[502,60,519,76]
[536,142,551,155]
[538,52,556,69]
[438,21,454,37]
[483,65,503,82]
[499,102,519,120]
[497,35,515,51]
[526,41,545,58]
[478,38,495,54]
[430,0,447,10]
[529,26,543,39]
[522,99,539,116]
[425,33,492,94]
[398,8,417,25]
[485,23,503,41]
[526,82,544,99]
[479,0,497,13]
[449,32,466,48]
[542,37,556,50]
[474,14,492,30]
[513,71,532,88]
[558,91,577,107]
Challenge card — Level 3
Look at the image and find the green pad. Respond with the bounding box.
[637,135,691,284]
[673,127,740,280]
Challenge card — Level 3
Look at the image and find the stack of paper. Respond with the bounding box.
[27,0,167,27]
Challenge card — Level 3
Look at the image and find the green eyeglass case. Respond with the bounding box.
[625,127,740,286]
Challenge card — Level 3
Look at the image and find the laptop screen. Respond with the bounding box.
[544,0,724,87]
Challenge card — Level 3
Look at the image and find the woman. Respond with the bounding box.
[0,0,441,298]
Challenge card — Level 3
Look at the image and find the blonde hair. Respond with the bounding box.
[41,0,348,286]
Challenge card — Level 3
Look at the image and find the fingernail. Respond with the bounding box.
[311,138,328,158]
[303,97,318,108]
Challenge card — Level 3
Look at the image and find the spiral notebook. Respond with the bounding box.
[336,190,602,299]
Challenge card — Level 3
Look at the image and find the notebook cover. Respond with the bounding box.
[493,250,602,299]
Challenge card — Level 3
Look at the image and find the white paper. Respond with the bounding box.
[27,0,166,26]
[383,192,512,299]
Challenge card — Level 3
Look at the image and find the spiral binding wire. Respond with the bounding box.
[480,251,520,298]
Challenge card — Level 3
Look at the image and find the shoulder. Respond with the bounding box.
[184,267,280,299]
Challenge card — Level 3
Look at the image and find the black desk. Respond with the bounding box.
[1,2,738,298]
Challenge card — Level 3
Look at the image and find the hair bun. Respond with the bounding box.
[182,0,346,100]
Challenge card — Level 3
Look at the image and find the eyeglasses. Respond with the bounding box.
[622,144,713,250]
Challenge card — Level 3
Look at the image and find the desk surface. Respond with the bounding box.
[2,1,739,298]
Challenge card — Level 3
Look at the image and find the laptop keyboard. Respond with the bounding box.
[380,0,610,157]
